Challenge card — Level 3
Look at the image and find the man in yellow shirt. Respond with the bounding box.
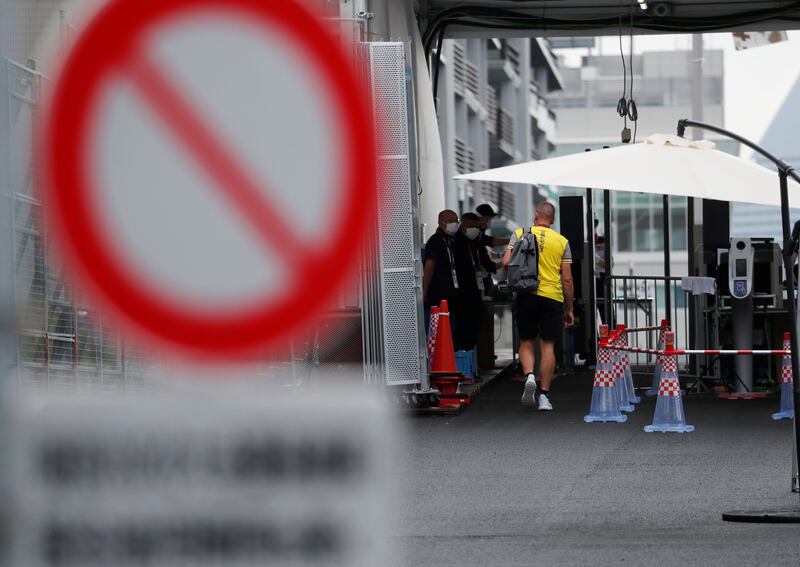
[502,202,574,411]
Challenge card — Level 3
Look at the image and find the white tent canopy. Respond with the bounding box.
[455,134,800,208]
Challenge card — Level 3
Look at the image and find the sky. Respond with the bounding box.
[558,31,800,157]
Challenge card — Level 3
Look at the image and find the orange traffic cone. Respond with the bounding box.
[431,300,459,376]
[429,300,464,406]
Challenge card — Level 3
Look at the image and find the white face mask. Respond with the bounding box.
[465,227,480,240]
[444,222,459,235]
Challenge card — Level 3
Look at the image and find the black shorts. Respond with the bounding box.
[516,293,563,341]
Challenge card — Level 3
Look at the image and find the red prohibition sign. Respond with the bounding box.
[43,0,377,359]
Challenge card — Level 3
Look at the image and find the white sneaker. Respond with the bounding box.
[521,374,537,407]
[538,393,553,411]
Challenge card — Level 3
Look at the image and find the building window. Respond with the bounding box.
[670,204,687,251]
[612,193,687,253]
[616,208,632,252]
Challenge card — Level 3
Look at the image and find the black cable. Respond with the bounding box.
[627,13,639,142]
[616,16,628,129]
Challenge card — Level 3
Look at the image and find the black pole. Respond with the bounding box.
[687,196,696,376]
[778,169,800,506]
[585,150,597,361]
[586,185,596,361]
[677,119,796,173]
[604,188,612,326]
[677,119,800,520]
[663,194,671,324]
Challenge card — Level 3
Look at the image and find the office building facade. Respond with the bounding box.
[436,38,562,230]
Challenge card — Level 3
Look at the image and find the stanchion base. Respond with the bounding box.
[772,411,794,420]
[584,414,628,423]
[644,424,695,433]
[722,509,800,523]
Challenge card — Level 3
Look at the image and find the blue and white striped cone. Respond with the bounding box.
[646,320,669,396]
[585,330,628,423]
[616,327,641,404]
[645,332,694,433]
[611,333,635,413]
[773,332,794,421]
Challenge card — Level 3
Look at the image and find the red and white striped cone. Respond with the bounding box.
[645,332,694,433]
[646,320,669,396]
[585,325,627,423]
[610,332,635,413]
[426,306,440,372]
[616,325,641,404]
[773,332,794,420]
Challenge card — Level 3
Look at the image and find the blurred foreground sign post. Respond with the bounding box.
[9,0,390,564]
[42,0,376,358]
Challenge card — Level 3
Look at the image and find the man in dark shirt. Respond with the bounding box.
[453,213,483,353]
[423,210,460,324]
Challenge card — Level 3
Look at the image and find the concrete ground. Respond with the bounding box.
[397,369,800,566]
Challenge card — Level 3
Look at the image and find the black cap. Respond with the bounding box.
[476,204,497,218]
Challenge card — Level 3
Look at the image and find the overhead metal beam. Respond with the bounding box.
[419,0,800,47]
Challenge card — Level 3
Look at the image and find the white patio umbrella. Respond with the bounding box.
[454,134,800,207]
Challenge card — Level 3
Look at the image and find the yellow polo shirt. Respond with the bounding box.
[508,226,572,303]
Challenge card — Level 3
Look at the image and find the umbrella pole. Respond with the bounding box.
[778,168,800,501]
[688,196,697,378]
[604,189,612,326]
[663,195,671,326]
[677,119,800,521]
[586,186,597,362]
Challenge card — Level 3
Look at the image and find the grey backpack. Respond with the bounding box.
[507,228,539,292]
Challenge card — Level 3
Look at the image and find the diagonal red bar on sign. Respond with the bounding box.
[125,52,305,265]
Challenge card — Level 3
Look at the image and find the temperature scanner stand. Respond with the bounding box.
[729,238,754,393]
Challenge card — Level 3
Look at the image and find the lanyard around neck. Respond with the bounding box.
[441,233,459,289]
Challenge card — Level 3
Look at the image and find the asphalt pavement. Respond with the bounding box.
[397,368,800,566]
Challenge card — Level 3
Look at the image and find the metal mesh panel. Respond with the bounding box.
[377,158,413,270]
[370,44,408,158]
[367,42,424,387]
[381,271,422,383]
